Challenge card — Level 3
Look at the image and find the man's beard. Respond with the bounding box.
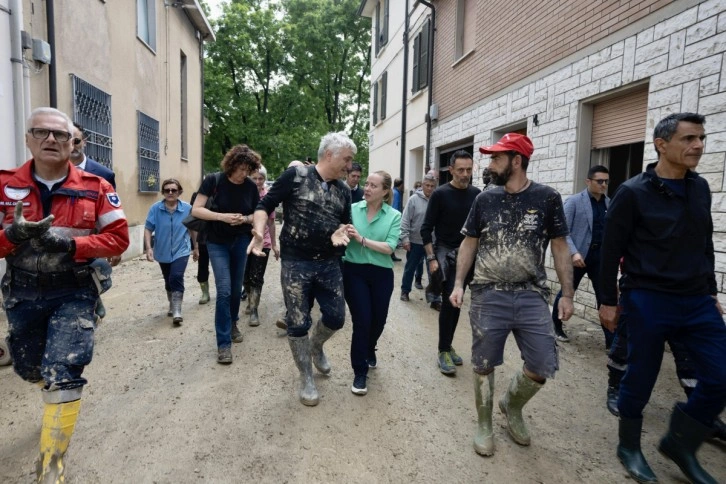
[491,160,512,186]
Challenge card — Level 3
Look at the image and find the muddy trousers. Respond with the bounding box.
[244,248,270,291]
[618,289,726,427]
[158,255,189,293]
[343,262,394,377]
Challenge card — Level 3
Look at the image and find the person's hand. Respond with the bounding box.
[332,226,351,247]
[572,253,586,268]
[449,287,464,308]
[272,245,280,261]
[428,258,439,273]
[146,248,154,262]
[192,248,199,262]
[345,224,360,241]
[247,229,267,257]
[599,304,619,332]
[30,231,75,254]
[403,241,411,251]
[4,202,53,245]
[108,255,122,267]
[558,296,574,321]
[713,295,723,315]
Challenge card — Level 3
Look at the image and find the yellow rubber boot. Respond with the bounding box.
[37,399,81,484]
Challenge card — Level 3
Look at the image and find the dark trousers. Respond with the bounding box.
[244,248,271,289]
[436,245,466,352]
[343,262,394,377]
[618,289,726,426]
[196,243,209,283]
[159,256,189,293]
[551,245,614,347]
[401,242,428,293]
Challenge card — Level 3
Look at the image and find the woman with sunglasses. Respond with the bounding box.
[144,178,198,326]
[192,145,261,364]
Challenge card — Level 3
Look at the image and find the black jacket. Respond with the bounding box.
[600,162,717,306]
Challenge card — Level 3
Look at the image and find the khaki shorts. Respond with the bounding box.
[469,286,558,379]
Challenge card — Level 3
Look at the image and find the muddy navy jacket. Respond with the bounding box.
[0,160,129,279]
[258,165,351,261]
[600,162,716,306]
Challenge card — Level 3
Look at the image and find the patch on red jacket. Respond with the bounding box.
[106,193,121,207]
[4,186,30,200]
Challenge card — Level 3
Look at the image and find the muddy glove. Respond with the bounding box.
[31,231,76,254]
[4,202,54,245]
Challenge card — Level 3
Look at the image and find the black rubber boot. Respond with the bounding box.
[606,386,619,417]
[658,404,718,484]
[617,417,658,483]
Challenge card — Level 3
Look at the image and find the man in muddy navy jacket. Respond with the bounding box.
[599,112,726,484]
[0,107,129,482]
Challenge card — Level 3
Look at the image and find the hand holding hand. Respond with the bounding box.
[332,226,351,247]
[4,202,53,245]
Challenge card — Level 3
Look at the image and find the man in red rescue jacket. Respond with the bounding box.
[0,107,129,482]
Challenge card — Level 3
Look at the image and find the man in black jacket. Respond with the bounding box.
[599,113,726,484]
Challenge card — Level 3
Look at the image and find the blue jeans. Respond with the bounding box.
[344,262,394,377]
[207,235,251,349]
[158,255,189,293]
[401,242,427,293]
[281,258,345,337]
[618,289,726,426]
[3,283,98,391]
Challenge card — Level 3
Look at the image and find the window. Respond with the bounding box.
[180,50,188,160]
[72,75,113,169]
[375,0,389,55]
[455,0,476,60]
[372,71,388,125]
[137,0,156,51]
[412,19,430,93]
[138,111,160,192]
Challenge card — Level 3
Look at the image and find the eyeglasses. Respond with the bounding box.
[28,128,72,142]
[162,188,179,194]
[589,178,609,185]
[73,138,83,145]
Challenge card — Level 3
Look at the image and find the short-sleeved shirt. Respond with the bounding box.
[198,173,259,244]
[462,182,568,298]
[344,201,401,268]
[145,200,192,263]
[257,165,351,261]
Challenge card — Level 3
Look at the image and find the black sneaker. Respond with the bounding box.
[555,328,569,342]
[367,355,377,369]
[351,375,368,395]
[400,292,410,302]
[430,301,441,311]
[414,280,424,290]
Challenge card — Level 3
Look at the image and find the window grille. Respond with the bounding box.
[71,75,113,169]
[137,111,160,192]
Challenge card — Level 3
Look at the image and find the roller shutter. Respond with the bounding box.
[591,87,648,149]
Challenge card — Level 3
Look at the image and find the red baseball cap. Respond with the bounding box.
[479,133,534,158]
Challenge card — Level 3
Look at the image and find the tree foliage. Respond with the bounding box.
[202,0,371,178]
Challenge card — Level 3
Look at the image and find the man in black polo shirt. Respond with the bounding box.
[421,150,480,375]
[249,132,354,406]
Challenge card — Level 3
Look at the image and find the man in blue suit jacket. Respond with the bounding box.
[551,165,613,347]
[71,123,116,188]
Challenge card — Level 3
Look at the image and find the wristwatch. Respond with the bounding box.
[426,254,437,262]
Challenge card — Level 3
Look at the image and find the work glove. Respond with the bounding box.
[4,202,53,245]
[31,231,76,254]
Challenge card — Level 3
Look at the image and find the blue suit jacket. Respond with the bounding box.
[564,188,609,259]
[83,157,116,189]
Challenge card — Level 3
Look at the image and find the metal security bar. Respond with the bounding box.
[137,111,160,192]
[71,75,113,169]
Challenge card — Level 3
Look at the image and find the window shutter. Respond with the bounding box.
[375,2,381,54]
[412,35,420,94]
[591,87,648,149]
[383,0,389,46]
[373,82,378,124]
[420,19,430,89]
[381,72,387,120]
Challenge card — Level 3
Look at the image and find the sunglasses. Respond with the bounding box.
[163,188,179,194]
[589,178,609,185]
[28,128,72,142]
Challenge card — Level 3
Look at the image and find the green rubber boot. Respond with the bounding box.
[473,372,495,456]
[198,282,210,305]
[499,371,543,446]
[310,320,336,374]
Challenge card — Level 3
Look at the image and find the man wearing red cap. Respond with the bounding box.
[450,133,574,456]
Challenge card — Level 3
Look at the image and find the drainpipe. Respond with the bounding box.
[8,0,27,165]
[199,31,205,179]
[399,0,409,185]
[418,0,435,172]
[46,0,57,107]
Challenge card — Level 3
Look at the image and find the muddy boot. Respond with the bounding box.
[171,291,183,326]
[288,336,319,406]
[248,287,261,327]
[276,315,288,330]
[37,399,81,484]
[231,323,243,343]
[658,404,718,484]
[473,372,495,456]
[95,298,107,320]
[310,320,336,375]
[617,416,658,482]
[499,371,543,446]
[198,282,210,305]
[166,291,173,316]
